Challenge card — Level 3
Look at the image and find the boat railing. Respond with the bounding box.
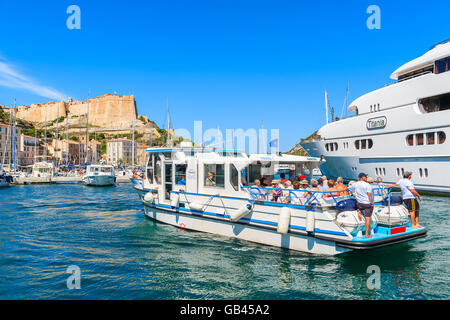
[242,185,392,207]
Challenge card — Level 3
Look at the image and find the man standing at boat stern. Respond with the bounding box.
[390,171,423,229]
[349,173,374,238]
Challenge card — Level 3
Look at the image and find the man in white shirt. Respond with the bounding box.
[389,171,423,228]
[348,173,374,238]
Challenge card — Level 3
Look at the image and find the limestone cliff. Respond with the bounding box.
[15,94,148,129]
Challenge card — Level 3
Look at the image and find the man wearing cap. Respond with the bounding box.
[389,171,423,228]
[348,173,374,238]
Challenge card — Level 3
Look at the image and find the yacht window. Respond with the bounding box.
[204,164,225,188]
[426,132,435,145]
[230,164,239,191]
[175,164,187,185]
[419,92,450,113]
[425,168,429,177]
[325,144,329,152]
[435,57,449,74]
[438,131,446,144]
[383,168,386,175]
[406,134,414,146]
[101,167,112,173]
[416,133,424,145]
[368,139,373,149]
[355,140,360,150]
[361,139,367,149]
[419,168,423,177]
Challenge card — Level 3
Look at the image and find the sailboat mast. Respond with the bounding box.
[325,90,329,124]
[13,100,17,173]
[85,93,90,164]
[345,85,349,119]
[166,97,171,147]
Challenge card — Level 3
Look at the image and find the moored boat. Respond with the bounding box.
[133,147,427,255]
[82,164,116,186]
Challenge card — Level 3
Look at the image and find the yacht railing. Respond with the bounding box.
[242,185,392,207]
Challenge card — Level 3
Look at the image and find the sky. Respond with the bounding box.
[0,0,449,152]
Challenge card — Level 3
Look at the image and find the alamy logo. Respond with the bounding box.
[366,265,381,290]
[66,265,81,289]
[366,5,381,30]
[66,5,81,30]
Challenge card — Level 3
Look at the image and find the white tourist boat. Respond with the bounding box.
[82,164,116,186]
[31,162,54,178]
[301,39,450,194]
[133,147,427,255]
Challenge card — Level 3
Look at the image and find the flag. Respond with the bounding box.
[269,139,278,148]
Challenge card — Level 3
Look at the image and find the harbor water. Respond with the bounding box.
[0,184,448,300]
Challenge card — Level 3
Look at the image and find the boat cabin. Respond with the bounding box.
[144,148,323,204]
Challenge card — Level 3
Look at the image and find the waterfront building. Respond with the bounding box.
[106,138,136,165]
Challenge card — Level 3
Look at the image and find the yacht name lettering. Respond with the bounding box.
[366,116,387,130]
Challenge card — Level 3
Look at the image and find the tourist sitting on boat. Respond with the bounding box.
[281,180,294,203]
[323,179,338,198]
[280,173,289,184]
[349,173,373,238]
[133,170,139,179]
[249,179,266,200]
[321,176,328,190]
[177,175,186,185]
[205,172,216,186]
[290,181,304,204]
[388,171,423,229]
[270,179,283,202]
[317,178,326,191]
[304,179,322,205]
[336,177,349,196]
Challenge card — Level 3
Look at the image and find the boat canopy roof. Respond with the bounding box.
[145,147,322,165]
[87,164,114,168]
[390,41,450,80]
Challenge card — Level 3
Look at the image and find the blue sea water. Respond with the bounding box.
[0,183,448,300]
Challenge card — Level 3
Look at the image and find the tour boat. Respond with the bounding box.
[82,164,116,186]
[133,147,427,255]
[301,39,450,194]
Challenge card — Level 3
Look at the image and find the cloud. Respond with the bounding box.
[0,56,68,101]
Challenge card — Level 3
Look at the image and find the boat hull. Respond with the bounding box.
[142,202,350,255]
[83,175,115,186]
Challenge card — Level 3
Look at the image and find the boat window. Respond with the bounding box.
[155,159,162,184]
[204,164,225,188]
[101,167,112,173]
[361,139,367,149]
[164,164,172,200]
[418,92,450,113]
[175,164,187,185]
[368,139,373,149]
[249,164,264,184]
[438,131,446,144]
[419,168,423,177]
[241,166,249,186]
[416,133,424,145]
[406,134,414,146]
[355,140,360,150]
[425,168,429,177]
[146,154,154,184]
[426,132,435,145]
[230,164,239,191]
[435,57,449,74]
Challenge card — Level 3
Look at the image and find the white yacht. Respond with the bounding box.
[301,40,450,194]
[82,164,116,186]
[132,147,426,255]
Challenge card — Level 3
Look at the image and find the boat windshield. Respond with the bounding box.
[101,167,112,173]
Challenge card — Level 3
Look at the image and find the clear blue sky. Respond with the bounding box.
[0,0,449,151]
